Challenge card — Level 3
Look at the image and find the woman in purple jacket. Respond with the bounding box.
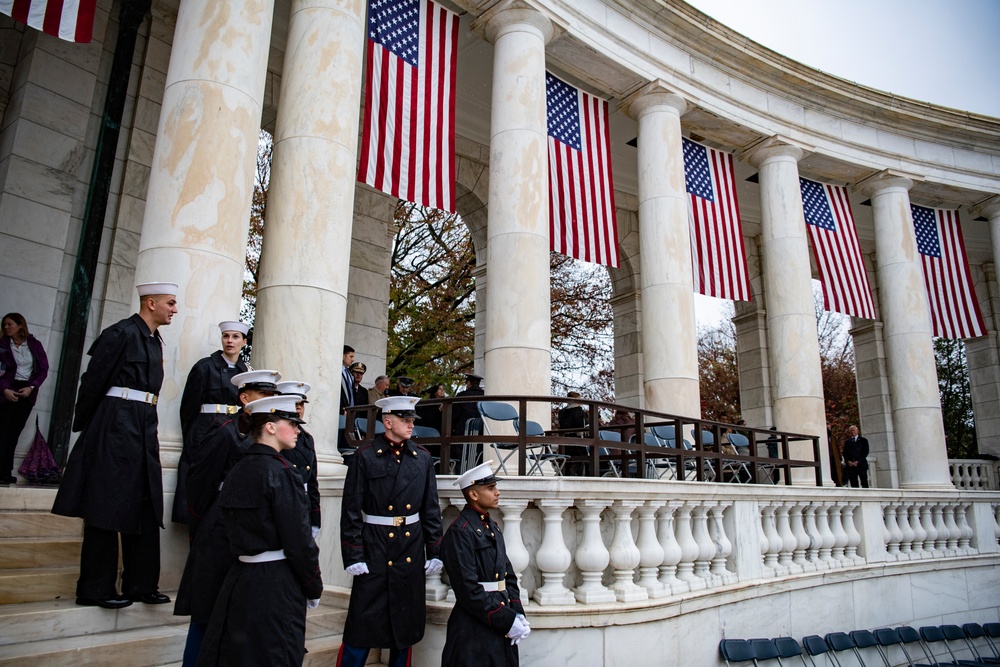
[0,313,49,484]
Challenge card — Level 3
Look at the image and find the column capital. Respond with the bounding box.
[971,194,1000,220]
[739,135,809,168]
[854,169,919,197]
[471,0,556,45]
[619,80,688,120]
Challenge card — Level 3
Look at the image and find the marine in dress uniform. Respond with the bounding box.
[451,373,485,435]
[442,462,530,666]
[196,395,322,667]
[338,395,444,667]
[52,281,178,609]
[277,381,321,536]
[172,321,250,528]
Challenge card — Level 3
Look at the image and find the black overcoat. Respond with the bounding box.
[172,351,247,524]
[441,505,524,667]
[196,444,322,667]
[451,386,484,434]
[340,434,443,649]
[52,314,164,533]
[282,428,321,528]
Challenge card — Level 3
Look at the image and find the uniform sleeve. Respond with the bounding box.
[442,524,517,636]
[305,432,321,529]
[340,451,366,566]
[421,456,443,560]
[179,360,208,439]
[504,553,524,615]
[72,326,126,431]
[271,468,323,598]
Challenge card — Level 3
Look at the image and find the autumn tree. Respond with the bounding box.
[697,306,740,422]
[934,337,977,458]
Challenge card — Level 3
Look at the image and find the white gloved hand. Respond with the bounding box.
[311,526,320,540]
[306,598,320,609]
[507,614,530,645]
[424,558,443,575]
[345,562,369,576]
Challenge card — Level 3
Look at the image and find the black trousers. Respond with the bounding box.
[845,465,869,488]
[77,494,161,599]
[0,380,35,477]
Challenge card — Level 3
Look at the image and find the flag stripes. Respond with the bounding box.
[1,0,96,42]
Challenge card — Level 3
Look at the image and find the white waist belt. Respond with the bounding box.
[106,386,158,405]
[362,512,419,527]
[201,403,240,414]
[480,581,506,592]
[239,549,286,563]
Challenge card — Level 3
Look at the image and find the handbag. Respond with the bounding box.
[17,417,61,484]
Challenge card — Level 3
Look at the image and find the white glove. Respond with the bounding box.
[424,558,443,575]
[311,526,320,540]
[508,614,530,645]
[346,562,369,576]
[306,598,320,609]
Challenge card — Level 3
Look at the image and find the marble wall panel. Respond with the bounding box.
[25,47,97,107]
[18,82,91,142]
[0,193,69,248]
[0,279,56,329]
[1,235,65,287]
[853,572,915,629]
[6,119,86,174]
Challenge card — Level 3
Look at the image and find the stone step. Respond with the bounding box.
[0,512,82,539]
[1,537,81,569]
[0,566,79,604]
[0,623,187,667]
[0,486,59,512]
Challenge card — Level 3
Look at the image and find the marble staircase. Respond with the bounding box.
[0,486,349,666]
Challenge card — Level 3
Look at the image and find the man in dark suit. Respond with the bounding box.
[451,373,484,435]
[842,425,870,488]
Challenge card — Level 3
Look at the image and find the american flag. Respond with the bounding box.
[681,137,750,301]
[546,73,619,267]
[1,0,96,42]
[357,0,459,213]
[799,178,876,319]
[911,204,985,339]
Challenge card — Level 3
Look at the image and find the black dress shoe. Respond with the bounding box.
[128,591,171,604]
[76,597,133,609]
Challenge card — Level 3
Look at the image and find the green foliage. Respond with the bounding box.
[934,337,977,458]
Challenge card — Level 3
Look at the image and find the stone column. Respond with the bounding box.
[135,1,276,450]
[610,290,642,408]
[969,196,1000,457]
[858,172,950,488]
[473,5,553,404]
[733,299,773,431]
[851,321,898,487]
[253,0,367,465]
[622,83,700,416]
[743,138,828,481]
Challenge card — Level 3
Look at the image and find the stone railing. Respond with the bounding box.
[426,479,1000,607]
[950,459,1000,490]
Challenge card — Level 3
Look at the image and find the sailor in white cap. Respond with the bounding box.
[277,381,321,538]
[196,395,322,666]
[53,281,179,609]
[337,394,444,667]
[441,461,530,665]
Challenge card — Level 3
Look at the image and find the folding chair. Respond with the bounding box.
[647,424,703,480]
[851,629,892,667]
[896,626,955,667]
[477,401,521,474]
[722,432,752,483]
[513,418,568,475]
[802,635,844,667]
[826,632,871,666]
[962,624,1000,664]
[934,625,990,666]
[874,628,925,667]
[721,639,758,666]
[598,430,625,477]
[632,430,676,479]
[749,638,782,665]
[412,425,455,474]
[773,637,812,666]
[354,417,385,437]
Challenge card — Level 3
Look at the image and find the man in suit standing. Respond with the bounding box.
[842,425,870,488]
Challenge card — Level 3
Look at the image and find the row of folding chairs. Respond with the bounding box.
[720,622,1000,666]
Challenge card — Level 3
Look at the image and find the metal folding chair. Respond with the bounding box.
[826,632,870,666]
[962,623,1000,664]
[896,626,954,667]
[931,625,989,666]
[851,629,892,667]
[513,418,568,475]
[773,637,812,666]
[722,432,752,483]
[721,639,758,666]
[802,635,844,667]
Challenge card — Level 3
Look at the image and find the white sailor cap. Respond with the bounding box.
[136,282,178,296]
[277,381,311,402]
[218,320,250,336]
[375,395,420,418]
[454,461,498,489]
[244,395,305,424]
[231,370,281,391]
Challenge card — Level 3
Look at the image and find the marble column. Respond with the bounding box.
[858,172,950,488]
[733,299,774,431]
[252,0,367,466]
[851,321,898,488]
[969,196,1000,457]
[743,138,828,481]
[134,1,276,452]
[473,5,553,406]
[622,83,700,416]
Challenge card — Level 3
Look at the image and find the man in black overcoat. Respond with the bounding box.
[338,395,443,667]
[52,281,178,609]
[442,461,530,666]
[451,373,485,435]
[842,425,870,488]
[278,380,321,536]
[172,320,249,528]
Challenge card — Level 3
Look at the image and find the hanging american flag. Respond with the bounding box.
[799,178,876,319]
[358,0,459,213]
[681,137,750,301]
[911,204,985,339]
[0,0,96,42]
[546,73,619,267]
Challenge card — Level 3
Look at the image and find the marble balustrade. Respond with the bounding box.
[950,459,1000,490]
[428,478,1000,608]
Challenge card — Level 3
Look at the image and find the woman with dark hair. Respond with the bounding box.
[197,394,322,667]
[0,313,49,484]
[416,383,446,433]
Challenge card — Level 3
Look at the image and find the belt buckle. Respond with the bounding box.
[149,393,158,406]
[497,581,506,592]
[393,516,404,527]
[227,405,240,414]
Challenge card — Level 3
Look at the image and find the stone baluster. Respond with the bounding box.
[908,505,928,559]
[993,502,1000,545]
[709,502,736,585]
[690,502,717,586]
[817,502,837,568]
[829,503,849,565]
[789,503,812,571]
[675,501,705,590]
[533,500,575,605]
[956,503,974,554]
[843,503,863,564]
[760,503,781,576]
[775,503,800,573]
[572,499,615,604]
[918,503,938,556]
[802,505,822,568]
[657,501,687,595]
[896,503,915,559]
[942,502,960,555]
[427,496,452,601]
[882,502,902,560]
[500,499,531,592]
[931,503,949,553]
[637,500,668,598]
[609,500,647,602]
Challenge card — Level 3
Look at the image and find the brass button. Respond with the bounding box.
[388,561,393,566]
[501,601,505,606]
[377,449,383,454]
[388,505,393,511]
[495,573,500,579]
[406,504,411,510]
[389,532,394,538]
[406,557,412,563]
[405,531,411,537]
[306,466,311,471]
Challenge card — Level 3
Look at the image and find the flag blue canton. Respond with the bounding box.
[912,204,941,258]
[800,178,836,231]
[546,74,581,151]
[682,138,714,201]
[369,0,420,66]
